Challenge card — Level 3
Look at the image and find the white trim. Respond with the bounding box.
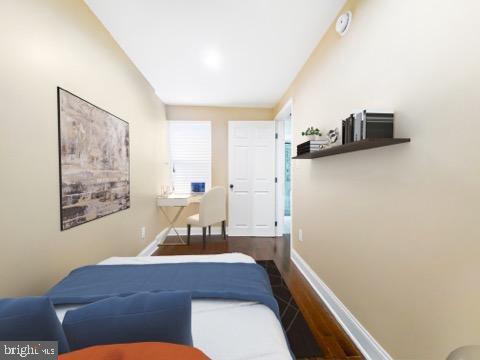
[274,98,293,239]
[167,226,225,236]
[275,118,285,237]
[291,249,392,360]
[139,226,227,255]
[155,227,171,246]
[137,237,160,256]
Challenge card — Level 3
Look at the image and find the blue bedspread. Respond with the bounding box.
[45,262,279,317]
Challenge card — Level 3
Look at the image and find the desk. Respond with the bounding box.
[156,193,203,245]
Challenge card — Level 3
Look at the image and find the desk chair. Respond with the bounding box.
[447,346,480,360]
[186,187,227,248]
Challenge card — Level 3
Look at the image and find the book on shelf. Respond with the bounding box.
[297,148,321,155]
[298,144,323,149]
[354,112,362,141]
[296,140,329,155]
[342,114,355,144]
[298,140,329,145]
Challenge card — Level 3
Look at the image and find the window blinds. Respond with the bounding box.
[168,121,212,193]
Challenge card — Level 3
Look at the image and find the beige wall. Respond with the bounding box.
[276,1,480,359]
[0,0,169,296]
[165,105,273,223]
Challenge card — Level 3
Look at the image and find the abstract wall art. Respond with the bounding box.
[57,88,130,230]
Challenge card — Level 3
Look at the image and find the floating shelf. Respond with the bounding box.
[292,138,411,159]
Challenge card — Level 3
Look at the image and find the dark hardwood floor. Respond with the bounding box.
[153,234,364,360]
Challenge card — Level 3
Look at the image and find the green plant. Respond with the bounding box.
[301,127,321,137]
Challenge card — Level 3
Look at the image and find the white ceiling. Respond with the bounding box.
[85,0,346,108]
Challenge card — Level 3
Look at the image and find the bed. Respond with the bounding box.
[53,253,293,360]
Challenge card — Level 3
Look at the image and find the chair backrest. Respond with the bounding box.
[199,187,226,226]
[447,346,480,360]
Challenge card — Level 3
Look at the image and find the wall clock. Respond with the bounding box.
[336,11,352,36]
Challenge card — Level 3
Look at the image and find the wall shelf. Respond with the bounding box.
[292,138,411,159]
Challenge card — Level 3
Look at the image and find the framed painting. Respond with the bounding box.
[57,87,130,230]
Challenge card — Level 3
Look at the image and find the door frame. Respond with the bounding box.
[274,99,293,238]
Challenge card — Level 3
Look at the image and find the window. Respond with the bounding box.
[168,121,212,193]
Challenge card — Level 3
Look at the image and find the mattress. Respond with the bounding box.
[54,253,292,360]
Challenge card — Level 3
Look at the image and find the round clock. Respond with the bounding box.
[336,11,352,36]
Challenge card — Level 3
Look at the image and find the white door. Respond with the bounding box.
[228,121,276,236]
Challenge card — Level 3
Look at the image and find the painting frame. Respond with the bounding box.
[57,87,130,231]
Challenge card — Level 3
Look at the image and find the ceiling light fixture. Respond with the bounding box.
[202,48,222,70]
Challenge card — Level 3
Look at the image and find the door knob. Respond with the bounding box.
[229,184,234,189]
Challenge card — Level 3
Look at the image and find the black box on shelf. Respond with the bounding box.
[342,111,394,144]
[363,112,394,139]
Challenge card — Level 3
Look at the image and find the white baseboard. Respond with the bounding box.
[136,238,159,256]
[167,226,225,237]
[137,226,226,254]
[137,227,171,255]
[291,249,392,360]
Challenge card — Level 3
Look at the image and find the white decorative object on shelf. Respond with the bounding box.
[327,128,339,144]
[336,11,352,36]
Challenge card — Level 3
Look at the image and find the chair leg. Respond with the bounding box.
[202,227,207,249]
[222,220,226,240]
[208,225,211,236]
[187,224,191,245]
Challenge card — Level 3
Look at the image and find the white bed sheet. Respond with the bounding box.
[55,253,292,360]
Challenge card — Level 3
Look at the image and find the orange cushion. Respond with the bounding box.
[59,342,210,360]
